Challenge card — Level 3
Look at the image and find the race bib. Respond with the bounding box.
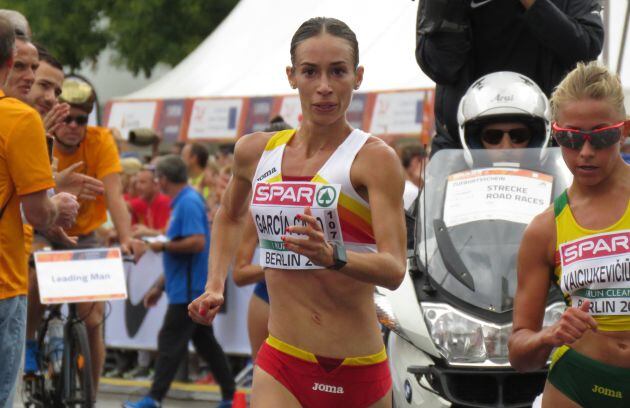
[559,230,630,315]
[251,182,344,270]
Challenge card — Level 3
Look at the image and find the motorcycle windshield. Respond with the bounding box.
[417,148,572,313]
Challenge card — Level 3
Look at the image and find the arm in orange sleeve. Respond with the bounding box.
[7,110,54,196]
[8,110,58,231]
[104,173,132,248]
[94,128,122,180]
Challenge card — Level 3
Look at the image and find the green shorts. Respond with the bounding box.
[548,346,630,407]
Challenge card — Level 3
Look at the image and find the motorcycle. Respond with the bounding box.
[378,147,572,407]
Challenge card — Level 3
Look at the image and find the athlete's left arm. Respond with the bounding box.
[103,173,133,250]
[342,142,407,289]
[285,141,407,290]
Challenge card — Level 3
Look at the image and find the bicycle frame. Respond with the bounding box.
[23,303,93,408]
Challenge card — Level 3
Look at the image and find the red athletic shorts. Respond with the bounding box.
[256,335,392,408]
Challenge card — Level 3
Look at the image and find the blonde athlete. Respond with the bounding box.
[509,62,630,407]
[189,17,406,408]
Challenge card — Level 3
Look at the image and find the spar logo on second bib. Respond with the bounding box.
[316,185,337,208]
[252,182,316,206]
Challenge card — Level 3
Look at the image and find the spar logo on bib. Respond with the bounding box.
[316,186,337,207]
[253,182,316,207]
[560,231,630,266]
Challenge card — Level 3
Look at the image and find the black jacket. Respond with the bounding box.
[416,0,604,154]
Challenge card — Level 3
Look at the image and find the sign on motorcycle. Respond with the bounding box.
[443,168,553,227]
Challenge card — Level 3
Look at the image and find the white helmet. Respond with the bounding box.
[457,71,551,166]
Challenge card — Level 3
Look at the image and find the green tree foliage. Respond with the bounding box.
[3,0,110,71]
[3,0,239,76]
[105,0,239,77]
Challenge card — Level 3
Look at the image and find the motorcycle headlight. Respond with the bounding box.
[374,291,403,335]
[423,303,488,364]
[543,302,566,328]
[423,302,567,365]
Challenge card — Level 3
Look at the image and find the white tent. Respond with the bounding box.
[107,0,630,140]
[121,0,430,99]
[118,0,630,101]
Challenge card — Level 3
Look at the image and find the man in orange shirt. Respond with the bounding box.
[23,48,107,376]
[0,19,79,407]
[30,76,135,392]
[3,32,37,101]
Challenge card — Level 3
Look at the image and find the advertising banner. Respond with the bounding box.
[107,101,158,140]
[105,251,253,355]
[278,96,302,128]
[369,91,426,135]
[243,97,275,134]
[157,99,186,143]
[187,98,244,139]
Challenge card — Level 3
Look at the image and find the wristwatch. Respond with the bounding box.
[327,241,347,270]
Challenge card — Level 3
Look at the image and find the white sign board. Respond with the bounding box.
[105,251,253,355]
[370,91,425,135]
[443,168,553,227]
[34,248,127,304]
[278,96,302,128]
[187,98,243,139]
[107,101,158,140]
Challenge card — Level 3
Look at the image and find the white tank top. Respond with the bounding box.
[250,129,377,270]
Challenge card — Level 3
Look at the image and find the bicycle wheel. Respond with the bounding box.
[23,317,64,408]
[62,321,93,408]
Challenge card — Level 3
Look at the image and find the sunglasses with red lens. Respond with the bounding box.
[552,122,625,150]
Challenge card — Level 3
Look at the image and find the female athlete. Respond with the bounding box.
[508,61,630,407]
[189,17,406,408]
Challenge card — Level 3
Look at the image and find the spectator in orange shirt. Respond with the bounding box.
[26,75,136,392]
[0,19,78,407]
[24,47,106,376]
[3,32,37,101]
[130,166,171,238]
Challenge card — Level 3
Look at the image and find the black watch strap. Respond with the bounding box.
[328,242,347,270]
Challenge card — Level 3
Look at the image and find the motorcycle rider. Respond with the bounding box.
[388,71,556,407]
[457,70,552,162]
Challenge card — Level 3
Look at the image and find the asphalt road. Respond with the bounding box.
[15,392,222,408]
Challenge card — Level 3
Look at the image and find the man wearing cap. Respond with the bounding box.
[0,17,79,407]
[29,76,135,391]
[23,49,107,377]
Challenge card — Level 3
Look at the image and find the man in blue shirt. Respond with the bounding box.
[124,155,234,408]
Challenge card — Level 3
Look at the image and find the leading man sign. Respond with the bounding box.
[34,248,127,304]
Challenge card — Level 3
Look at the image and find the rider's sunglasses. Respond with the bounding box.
[63,114,89,126]
[552,122,625,150]
[481,127,531,145]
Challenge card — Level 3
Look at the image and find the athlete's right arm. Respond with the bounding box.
[508,210,557,371]
[508,209,597,372]
[188,133,268,325]
[232,217,263,287]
